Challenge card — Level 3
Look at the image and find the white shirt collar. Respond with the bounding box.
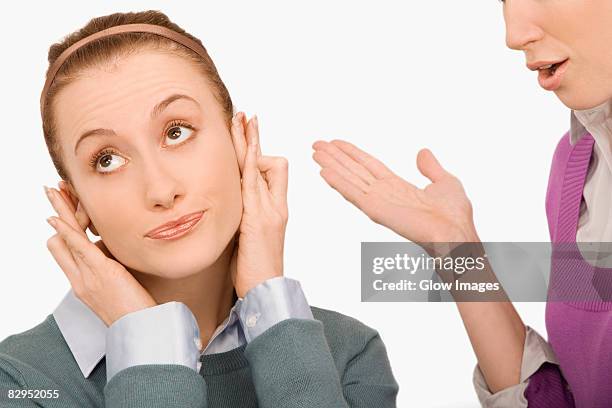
[52,289,242,378]
[52,290,107,378]
[570,98,612,145]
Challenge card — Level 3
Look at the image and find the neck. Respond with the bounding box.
[128,239,237,349]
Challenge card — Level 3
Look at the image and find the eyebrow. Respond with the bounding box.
[73,93,200,154]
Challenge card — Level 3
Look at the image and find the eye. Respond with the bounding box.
[88,120,197,175]
[89,148,127,174]
[164,121,195,146]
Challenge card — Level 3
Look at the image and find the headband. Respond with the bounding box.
[40,23,208,118]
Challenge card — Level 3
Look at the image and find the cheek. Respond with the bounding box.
[548,4,612,106]
[80,192,144,266]
[190,133,243,220]
[89,175,141,216]
[559,2,612,61]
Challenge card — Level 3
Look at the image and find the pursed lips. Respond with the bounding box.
[145,210,205,238]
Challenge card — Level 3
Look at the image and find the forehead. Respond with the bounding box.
[53,50,213,147]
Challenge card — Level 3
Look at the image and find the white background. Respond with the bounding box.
[0,1,569,406]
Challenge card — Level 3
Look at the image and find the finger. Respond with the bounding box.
[45,186,87,234]
[312,140,376,186]
[230,112,248,175]
[47,216,103,272]
[257,156,289,207]
[74,202,93,233]
[245,116,270,193]
[416,148,449,183]
[241,113,262,159]
[316,139,395,180]
[57,181,91,231]
[312,150,369,193]
[241,119,263,206]
[318,166,367,209]
[46,232,82,283]
[57,181,77,212]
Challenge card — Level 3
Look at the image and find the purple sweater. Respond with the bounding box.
[524,131,612,407]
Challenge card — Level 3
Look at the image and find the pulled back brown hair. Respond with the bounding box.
[42,10,233,181]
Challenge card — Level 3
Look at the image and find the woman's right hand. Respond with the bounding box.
[44,183,157,327]
[313,140,528,393]
[312,140,479,252]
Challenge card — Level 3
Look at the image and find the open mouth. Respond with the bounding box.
[539,59,567,77]
[537,59,569,91]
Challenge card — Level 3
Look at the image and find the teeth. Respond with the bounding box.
[539,64,553,70]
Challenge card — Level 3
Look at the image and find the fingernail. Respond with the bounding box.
[43,185,53,199]
[253,115,259,131]
[231,112,239,126]
[46,217,57,227]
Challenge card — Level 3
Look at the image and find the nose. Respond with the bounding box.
[142,160,186,210]
[503,0,544,51]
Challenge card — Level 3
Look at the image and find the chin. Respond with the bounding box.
[130,237,225,279]
[555,82,612,111]
[170,242,225,275]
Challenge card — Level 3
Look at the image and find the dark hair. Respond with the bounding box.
[42,10,233,181]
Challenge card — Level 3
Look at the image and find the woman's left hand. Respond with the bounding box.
[229,112,289,298]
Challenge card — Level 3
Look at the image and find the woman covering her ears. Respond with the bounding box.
[0,10,398,408]
[313,0,612,407]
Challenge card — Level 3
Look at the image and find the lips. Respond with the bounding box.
[146,211,205,238]
[536,58,569,91]
[527,59,567,72]
[526,57,570,92]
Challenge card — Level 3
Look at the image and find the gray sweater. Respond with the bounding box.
[0,306,398,407]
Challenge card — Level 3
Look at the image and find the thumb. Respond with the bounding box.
[416,148,449,183]
[58,180,97,235]
[75,201,92,233]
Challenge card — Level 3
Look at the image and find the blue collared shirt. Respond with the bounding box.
[52,276,314,382]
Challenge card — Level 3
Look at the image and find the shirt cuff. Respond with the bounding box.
[472,325,559,407]
[238,276,314,342]
[105,301,201,382]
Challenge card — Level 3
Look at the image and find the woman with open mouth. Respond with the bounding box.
[313,0,612,406]
[0,10,399,407]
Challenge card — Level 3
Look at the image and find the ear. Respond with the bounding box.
[58,180,99,236]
